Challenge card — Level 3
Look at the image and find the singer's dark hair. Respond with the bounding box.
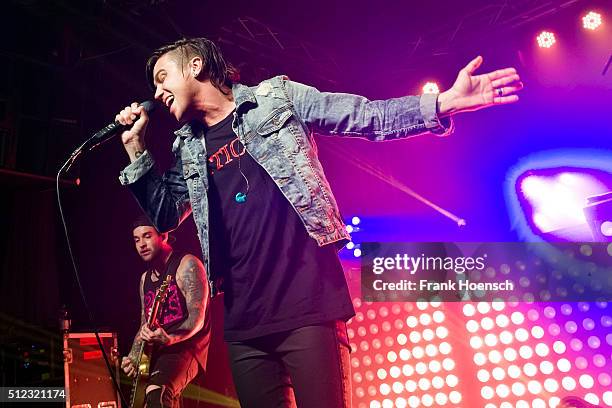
[145,37,239,94]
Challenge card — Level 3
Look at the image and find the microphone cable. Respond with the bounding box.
[56,141,129,408]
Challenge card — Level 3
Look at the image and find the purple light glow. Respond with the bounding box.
[517,169,610,238]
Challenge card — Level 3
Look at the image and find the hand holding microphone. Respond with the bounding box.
[115,101,153,162]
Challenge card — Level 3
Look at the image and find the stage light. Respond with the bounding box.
[434,393,447,405]
[448,391,461,404]
[398,365,412,379]
[484,333,498,347]
[507,364,521,379]
[531,325,544,338]
[495,314,509,327]
[585,394,601,405]
[579,374,595,389]
[499,331,513,345]
[405,379,417,392]
[462,303,476,316]
[540,360,554,374]
[466,319,479,333]
[406,316,418,328]
[422,82,440,94]
[582,11,602,30]
[523,362,537,377]
[353,248,362,257]
[470,336,483,349]
[389,365,401,378]
[516,400,529,408]
[481,386,494,400]
[488,350,502,364]
[419,313,432,325]
[446,374,458,388]
[535,342,549,357]
[435,326,448,339]
[562,376,577,391]
[480,317,494,330]
[518,344,533,359]
[503,347,517,361]
[351,216,361,225]
[473,352,487,366]
[477,302,491,314]
[491,367,505,381]
[511,311,525,325]
[519,171,610,237]
[557,358,571,372]
[512,382,526,397]
[418,377,430,391]
[428,360,441,373]
[439,342,452,355]
[441,358,454,371]
[536,31,556,48]
[495,383,510,398]
[515,327,529,342]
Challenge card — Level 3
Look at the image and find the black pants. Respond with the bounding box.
[146,351,199,408]
[227,321,352,408]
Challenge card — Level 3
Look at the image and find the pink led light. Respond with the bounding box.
[422,82,440,94]
[582,11,602,30]
[534,30,555,47]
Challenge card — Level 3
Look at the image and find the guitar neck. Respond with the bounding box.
[129,275,172,408]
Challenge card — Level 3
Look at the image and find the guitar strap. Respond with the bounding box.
[147,251,184,286]
[161,251,185,282]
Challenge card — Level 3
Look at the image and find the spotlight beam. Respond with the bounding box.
[602,53,612,76]
[330,144,467,227]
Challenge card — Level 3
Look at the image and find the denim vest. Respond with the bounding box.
[119,76,453,296]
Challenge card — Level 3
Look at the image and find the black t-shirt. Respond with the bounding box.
[142,252,211,370]
[204,111,355,341]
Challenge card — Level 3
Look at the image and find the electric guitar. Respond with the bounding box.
[128,274,172,408]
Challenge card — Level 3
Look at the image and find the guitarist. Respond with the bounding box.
[121,215,211,408]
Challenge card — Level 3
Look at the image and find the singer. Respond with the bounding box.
[115,37,522,408]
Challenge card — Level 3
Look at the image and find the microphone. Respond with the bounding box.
[82,100,156,152]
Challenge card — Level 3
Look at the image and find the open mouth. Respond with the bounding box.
[165,95,175,109]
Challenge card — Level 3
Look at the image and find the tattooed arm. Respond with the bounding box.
[168,255,208,344]
[122,272,147,376]
[140,255,208,346]
[128,272,147,359]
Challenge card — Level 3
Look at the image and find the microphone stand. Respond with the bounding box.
[56,129,130,408]
[60,124,121,174]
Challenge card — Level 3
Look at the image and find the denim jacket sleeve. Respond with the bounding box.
[281,78,453,141]
[118,150,192,232]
